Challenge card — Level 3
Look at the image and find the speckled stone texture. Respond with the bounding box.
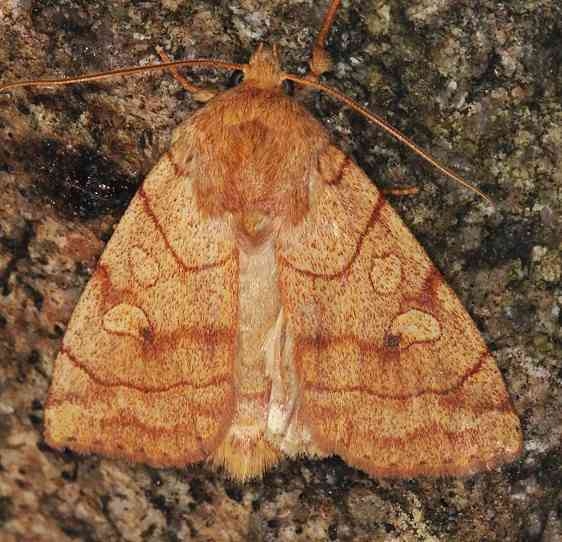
[0,1,560,541]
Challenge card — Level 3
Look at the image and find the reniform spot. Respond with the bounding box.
[103,303,152,340]
[387,309,441,348]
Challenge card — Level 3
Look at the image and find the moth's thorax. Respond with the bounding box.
[171,82,330,240]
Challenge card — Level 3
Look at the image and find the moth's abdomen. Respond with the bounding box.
[210,239,283,479]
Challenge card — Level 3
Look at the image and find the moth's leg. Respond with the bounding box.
[382,187,420,197]
[156,46,216,103]
[308,0,342,80]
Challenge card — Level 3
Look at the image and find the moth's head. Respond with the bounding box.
[241,44,287,90]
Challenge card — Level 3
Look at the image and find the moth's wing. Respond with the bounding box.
[45,150,238,467]
[277,146,523,477]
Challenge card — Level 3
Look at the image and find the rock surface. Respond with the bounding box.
[0,1,560,541]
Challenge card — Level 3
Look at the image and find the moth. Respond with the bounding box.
[2,0,522,481]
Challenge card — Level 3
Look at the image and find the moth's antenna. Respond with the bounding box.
[286,74,493,206]
[0,59,244,93]
[309,0,341,77]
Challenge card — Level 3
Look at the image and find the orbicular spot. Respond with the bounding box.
[388,309,441,348]
[128,246,160,288]
[103,303,153,341]
[370,254,401,294]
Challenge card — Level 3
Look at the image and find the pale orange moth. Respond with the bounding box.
[1,0,523,481]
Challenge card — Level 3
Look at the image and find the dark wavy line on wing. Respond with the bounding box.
[301,347,490,400]
[138,187,236,272]
[60,344,232,393]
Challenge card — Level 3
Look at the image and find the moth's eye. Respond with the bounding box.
[228,69,245,87]
[282,79,295,96]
